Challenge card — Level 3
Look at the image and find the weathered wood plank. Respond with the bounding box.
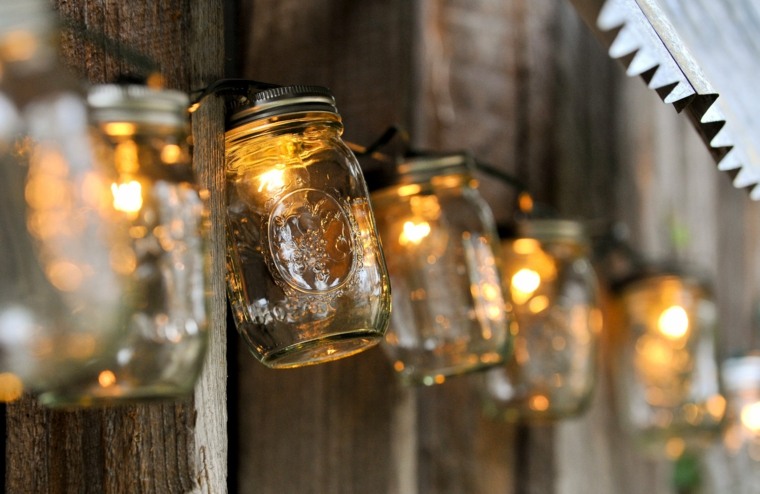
[5,1,226,493]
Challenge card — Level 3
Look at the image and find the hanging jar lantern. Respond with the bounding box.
[225,84,391,368]
[0,0,133,395]
[369,151,512,386]
[480,219,602,421]
[721,353,760,480]
[614,270,725,458]
[37,84,209,406]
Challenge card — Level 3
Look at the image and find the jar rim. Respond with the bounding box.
[88,84,189,129]
[227,85,338,129]
[366,151,474,192]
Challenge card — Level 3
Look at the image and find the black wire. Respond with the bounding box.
[189,78,282,108]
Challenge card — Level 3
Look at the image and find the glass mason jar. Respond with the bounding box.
[369,152,512,386]
[225,85,391,368]
[37,84,209,406]
[721,353,760,480]
[614,271,725,458]
[0,0,132,394]
[480,219,602,422]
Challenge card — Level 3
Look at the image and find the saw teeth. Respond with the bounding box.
[591,0,758,194]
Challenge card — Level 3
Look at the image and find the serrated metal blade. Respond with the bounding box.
[568,0,760,198]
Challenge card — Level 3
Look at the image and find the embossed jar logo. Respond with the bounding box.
[268,188,356,293]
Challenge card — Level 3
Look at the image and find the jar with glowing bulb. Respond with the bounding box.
[369,152,512,386]
[721,354,760,486]
[480,219,602,422]
[36,84,209,406]
[225,85,391,368]
[0,0,135,396]
[614,272,725,458]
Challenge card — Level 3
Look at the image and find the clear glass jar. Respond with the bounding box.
[480,219,602,421]
[225,85,391,368]
[0,0,132,393]
[370,152,512,386]
[721,353,760,489]
[614,272,725,458]
[37,84,209,406]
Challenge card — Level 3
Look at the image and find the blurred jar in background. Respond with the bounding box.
[0,0,132,395]
[38,84,209,406]
[614,271,725,458]
[370,152,512,386]
[721,353,760,493]
[480,219,602,422]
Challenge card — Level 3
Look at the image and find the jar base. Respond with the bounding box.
[259,330,383,368]
[396,360,501,387]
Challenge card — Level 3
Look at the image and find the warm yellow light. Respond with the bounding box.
[513,238,540,255]
[399,220,431,246]
[518,192,534,214]
[528,295,549,314]
[46,260,84,292]
[657,305,689,339]
[0,30,39,62]
[160,144,182,164]
[104,122,137,137]
[740,402,760,432]
[665,437,686,459]
[114,140,139,173]
[705,394,726,420]
[98,370,117,388]
[397,184,422,197]
[111,180,143,214]
[511,268,541,305]
[257,168,285,193]
[529,394,550,412]
[0,373,23,402]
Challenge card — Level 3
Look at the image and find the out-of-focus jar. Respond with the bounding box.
[614,271,725,458]
[0,0,133,395]
[370,152,512,386]
[38,84,209,406]
[480,219,602,422]
[225,85,391,368]
[721,353,760,489]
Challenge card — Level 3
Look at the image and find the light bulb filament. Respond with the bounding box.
[511,268,541,305]
[657,305,689,339]
[399,220,431,246]
[258,169,285,193]
[111,180,143,214]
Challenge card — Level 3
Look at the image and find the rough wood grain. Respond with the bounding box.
[5,1,226,493]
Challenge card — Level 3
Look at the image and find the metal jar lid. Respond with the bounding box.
[515,219,588,243]
[367,151,474,192]
[88,84,190,128]
[227,85,338,129]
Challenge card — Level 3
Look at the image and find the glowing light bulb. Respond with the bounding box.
[741,402,760,433]
[111,180,143,214]
[657,305,689,339]
[399,220,431,246]
[98,370,116,388]
[511,268,541,305]
[0,372,23,402]
[257,168,285,193]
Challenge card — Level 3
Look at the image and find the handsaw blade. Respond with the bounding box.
[568,0,760,199]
